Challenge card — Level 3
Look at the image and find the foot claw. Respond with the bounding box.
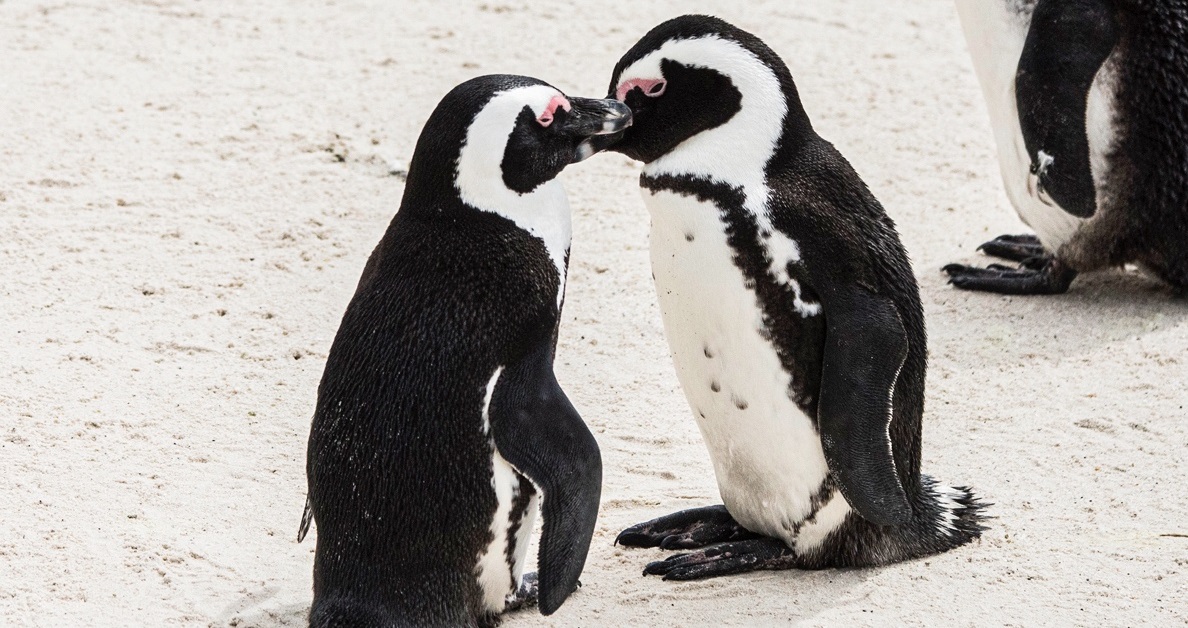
[614,531,656,548]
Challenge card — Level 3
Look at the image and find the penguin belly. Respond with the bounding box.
[475,369,538,613]
[645,188,842,547]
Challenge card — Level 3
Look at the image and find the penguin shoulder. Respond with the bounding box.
[765,139,906,293]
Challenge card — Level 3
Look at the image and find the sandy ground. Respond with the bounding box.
[2,0,1187,625]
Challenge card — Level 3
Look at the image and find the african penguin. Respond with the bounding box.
[603,15,985,580]
[299,75,628,626]
[944,0,1188,294]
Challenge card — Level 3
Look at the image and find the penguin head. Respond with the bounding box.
[403,75,631,212]
[605,15,812,168]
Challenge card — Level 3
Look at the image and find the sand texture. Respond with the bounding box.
[2,0,1186,625]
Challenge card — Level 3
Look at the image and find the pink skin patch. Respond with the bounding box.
[615,78,666,101]
[536,95,572,127]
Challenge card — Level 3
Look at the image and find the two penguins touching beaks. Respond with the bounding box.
[301,6,1187,627]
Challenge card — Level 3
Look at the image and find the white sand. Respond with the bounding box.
[2,0,1186,625]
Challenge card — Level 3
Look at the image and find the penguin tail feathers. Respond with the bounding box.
[805,476,988,568]
[913,475,989,551]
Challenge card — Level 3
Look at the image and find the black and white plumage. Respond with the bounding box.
[604,15,985,580]
[299,75,627,626]
[944,0,1188,294]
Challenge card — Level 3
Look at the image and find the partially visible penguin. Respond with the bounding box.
[299,75,628,625]
[602,16,985,580]
[944,0,1188,294]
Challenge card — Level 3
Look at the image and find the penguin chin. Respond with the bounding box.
[573,130,628,162]
[604,133,673,165]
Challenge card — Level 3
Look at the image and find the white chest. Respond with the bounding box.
[644,188,837,545]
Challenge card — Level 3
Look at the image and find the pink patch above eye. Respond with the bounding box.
[615,78,666,101]
[537,95,572,127]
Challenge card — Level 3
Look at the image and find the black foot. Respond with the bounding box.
[616,505,761,550]
[643,537,794,581]
[942,256,1076,295]
[976,234,1046,263]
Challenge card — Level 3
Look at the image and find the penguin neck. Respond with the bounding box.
[454,175,571,292]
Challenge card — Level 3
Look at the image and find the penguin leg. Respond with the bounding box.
[976,234,1047,263]
[502,572,539,612]
[504,572,579,613]
[642,537,794,581]
[615,505,761,550]
[942,257,1077,295]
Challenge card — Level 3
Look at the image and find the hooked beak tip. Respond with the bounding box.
[596,108,632,136]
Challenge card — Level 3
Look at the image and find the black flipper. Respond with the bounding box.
[1016,0,1119,218]
[488,336,602,616]
[615,505,760,550]
[817,287,912,527]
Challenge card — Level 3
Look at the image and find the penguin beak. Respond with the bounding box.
[564,97,632,162]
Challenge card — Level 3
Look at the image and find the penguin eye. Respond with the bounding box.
[536,95,570,128]
[616,78,667,102]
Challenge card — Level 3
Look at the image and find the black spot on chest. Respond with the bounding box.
[643,173,826,418]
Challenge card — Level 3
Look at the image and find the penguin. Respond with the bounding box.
[298,75,628,626]
[943,0,1188,294]
[602,16,985,580]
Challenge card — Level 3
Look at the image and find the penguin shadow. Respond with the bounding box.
[767,567,878,622]
[931,267,1188,360]
[208,587,307,628]
[1045,270,1188,325]
[633,563,875,623]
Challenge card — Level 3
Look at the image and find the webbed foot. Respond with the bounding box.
[642,537,794,581]
[616,505,760,550]
[943,254,1076,295]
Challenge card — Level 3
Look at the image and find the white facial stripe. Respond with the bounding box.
[623,35,787,220]
[455,85,573,304]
